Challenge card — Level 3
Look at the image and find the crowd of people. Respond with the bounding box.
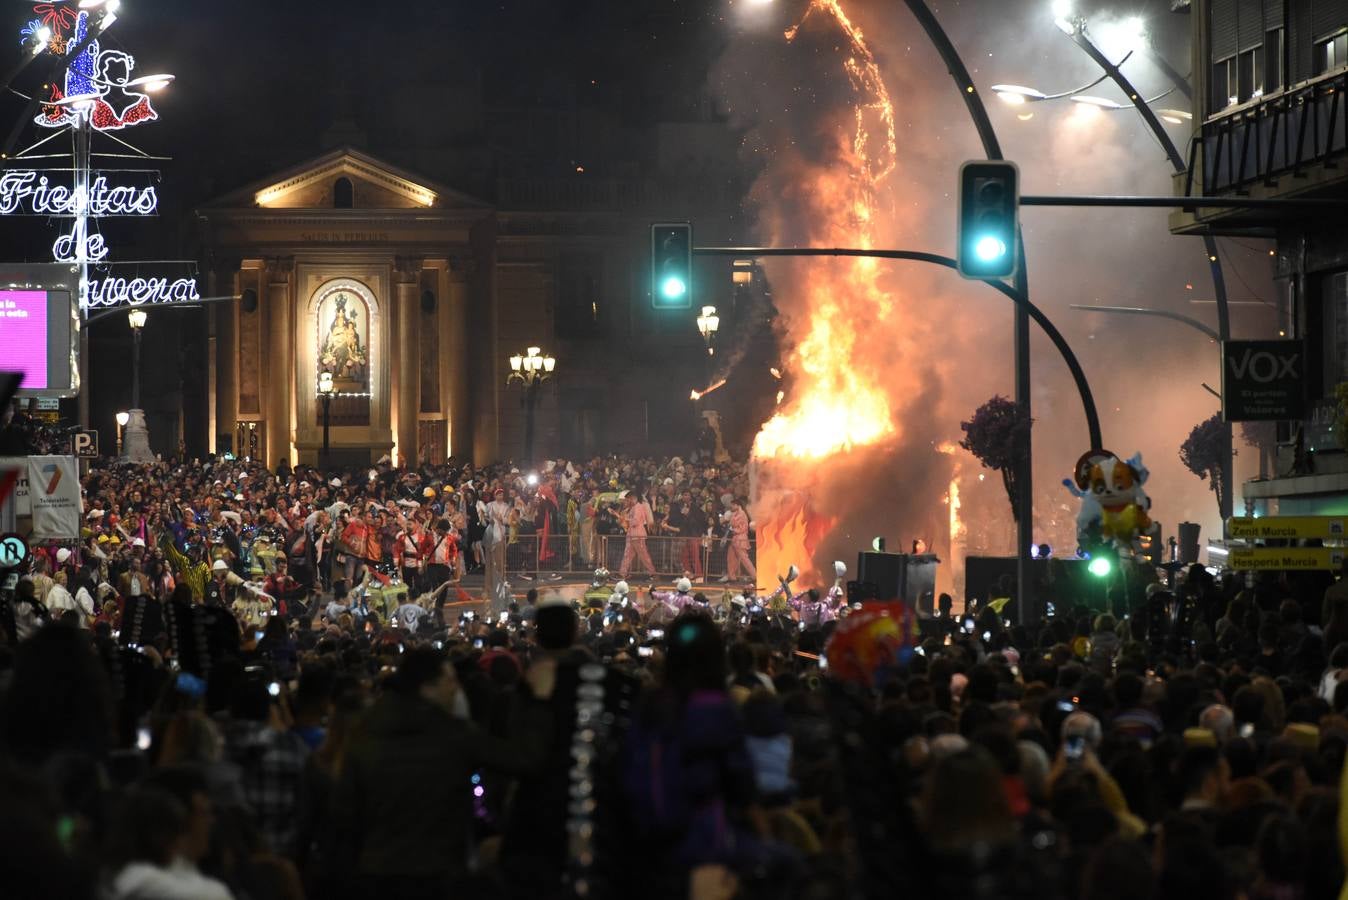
[5,453,1348,898]
[6,452,757,636]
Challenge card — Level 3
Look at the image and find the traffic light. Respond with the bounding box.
[957,160,1020,279]
[651,222,693,309]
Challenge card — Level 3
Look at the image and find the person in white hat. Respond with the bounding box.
[785,561,847,628]
[204,558,242,608]
[649,576,706,619]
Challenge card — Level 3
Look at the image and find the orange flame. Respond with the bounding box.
[690,379,727,401]
[752,0,898,462]
[754,494,837,595]
[748,0,901,591]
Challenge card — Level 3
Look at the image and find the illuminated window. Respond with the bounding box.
[1315,31,1348,76]
[1237,46,1262,102]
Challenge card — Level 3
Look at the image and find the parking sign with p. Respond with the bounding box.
[73,429,98,459]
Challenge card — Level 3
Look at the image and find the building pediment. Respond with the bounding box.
[202,147,490,212]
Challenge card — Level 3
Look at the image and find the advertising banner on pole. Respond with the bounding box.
[0,457,31,517]
[26,455,81,540]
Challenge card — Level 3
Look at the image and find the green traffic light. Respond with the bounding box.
[974,235,1007,262]
[1088,556,1112,578]
[660,275,687,301]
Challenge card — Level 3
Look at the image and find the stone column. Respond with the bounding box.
[394,258,420,468]
[446,258,473,463]
[265,258,293,469]
[209,260,240,456]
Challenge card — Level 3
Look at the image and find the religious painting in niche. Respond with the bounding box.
[317,290,370,392]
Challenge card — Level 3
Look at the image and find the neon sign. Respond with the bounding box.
[84,275,200,309]
[36,11,159,133]
[12,3,198,314]
[0,171,158,216]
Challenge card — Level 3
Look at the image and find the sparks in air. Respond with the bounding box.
[752,0,899,461]
[690,379,727,401]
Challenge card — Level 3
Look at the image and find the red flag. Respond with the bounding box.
[0,469,18,508]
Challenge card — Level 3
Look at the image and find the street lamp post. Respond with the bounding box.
[507,346,556,466]
[115,410,129,456]
[317,371,334,471]
[118,307,154,461]
[128,308,146,409]
[696,306,720,355]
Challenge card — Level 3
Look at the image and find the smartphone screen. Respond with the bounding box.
[136,727,152,751]
[1065,736,1085,761]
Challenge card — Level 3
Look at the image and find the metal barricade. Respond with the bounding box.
[498,532,758,579]
[595,535,757,580]
[501,534,586,573]
[503,535,538,574]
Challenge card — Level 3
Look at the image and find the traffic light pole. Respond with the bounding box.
[900,0,1037,626]
[693,246,1101,451]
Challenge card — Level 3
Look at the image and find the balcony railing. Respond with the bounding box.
[1193,71,1348,194]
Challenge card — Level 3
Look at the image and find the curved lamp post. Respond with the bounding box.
[1045,2,1235,527]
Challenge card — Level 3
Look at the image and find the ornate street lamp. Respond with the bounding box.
[507,346,556,465]
[127,308,146,408]
[317,371,335,471]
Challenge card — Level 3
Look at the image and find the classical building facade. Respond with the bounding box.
[197,148,492,468]
[196,145,747,468]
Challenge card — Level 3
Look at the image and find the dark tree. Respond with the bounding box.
[1180,413,1228,518]
[959,396,1032,522]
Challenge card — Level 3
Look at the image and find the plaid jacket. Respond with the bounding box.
[225,719,311,856]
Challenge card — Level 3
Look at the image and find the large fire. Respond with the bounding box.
[750,0,905,594]
[753,0,898,462]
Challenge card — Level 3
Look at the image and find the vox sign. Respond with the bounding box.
[1222,340,1305,422]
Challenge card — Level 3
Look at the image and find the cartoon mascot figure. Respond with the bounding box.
[1065,450,1154,552]
[1088,454,1152,548]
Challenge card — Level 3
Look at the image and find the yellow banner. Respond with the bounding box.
[1227,516,1347,540]
[1228,547,1345,571]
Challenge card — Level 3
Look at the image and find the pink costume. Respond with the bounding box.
[789,584,844,628]
[726,507,756,580]
[651,589,707,618]
[619,501,657,577]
